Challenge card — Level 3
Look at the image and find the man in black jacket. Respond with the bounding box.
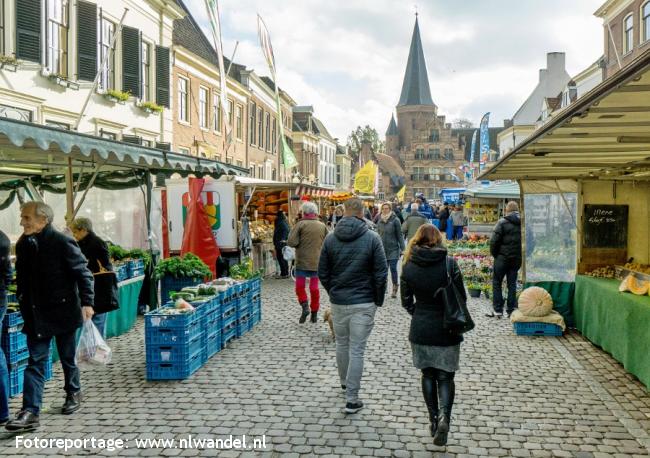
[488,201,522,318]
[6,202,94,432]
[0,229,12,425]
[318,198,387,414]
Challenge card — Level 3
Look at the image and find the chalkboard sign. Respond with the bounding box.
[583,204,628,249]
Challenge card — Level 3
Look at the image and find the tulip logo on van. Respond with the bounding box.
[181,191,221,230]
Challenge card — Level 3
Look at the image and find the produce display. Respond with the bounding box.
[518,287,553,317]
[153,253,213,280]
[619,274,650,296]
[584,266,617,279]
[229,257,264,280]
[467,205,499,224]
[248,190,290,224]
[623,263,650,274]
[249,221,274,243]
[448,237,493,296]
[109,243,152,267]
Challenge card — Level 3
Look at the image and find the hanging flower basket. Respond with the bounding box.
[137,101,163,115]
[103,89,130,105]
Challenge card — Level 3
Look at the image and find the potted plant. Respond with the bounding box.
[103,89,130,104]
[0,55,19,71]
[48,73,69,87]
[137,101,163,114]
[466,281,482,298]
[482,284,493,300]
[153,253,213,304]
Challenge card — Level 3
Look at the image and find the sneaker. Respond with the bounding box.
[345,401,364,414]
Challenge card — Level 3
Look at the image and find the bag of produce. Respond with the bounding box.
[75,320,112,366]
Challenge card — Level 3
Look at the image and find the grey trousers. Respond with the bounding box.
[331,302,376,403]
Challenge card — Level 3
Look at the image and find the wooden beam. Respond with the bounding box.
[588,106,650,113]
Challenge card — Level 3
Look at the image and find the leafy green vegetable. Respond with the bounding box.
[153,253,213,280]
[229,257,264,280]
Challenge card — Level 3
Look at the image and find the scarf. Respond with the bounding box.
[380,212,392,223]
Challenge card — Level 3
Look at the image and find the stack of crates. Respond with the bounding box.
[236,282,252,338]
[127,259,145,278]
[250,278,262,327]
[2,309,52,397]
[145,307,204,380]
[221,288,238,348]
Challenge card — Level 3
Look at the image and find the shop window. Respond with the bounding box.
[47,0,69,77]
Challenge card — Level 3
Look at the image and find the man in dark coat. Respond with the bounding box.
[488,201,522,318]
[0,229,12,425]
[273,211,290,279]
[71,217,113,338]
[6,202,94,432]
[318,198,387,415]
[438,203,450,232]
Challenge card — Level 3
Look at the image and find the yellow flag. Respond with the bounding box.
[354,161,377,194]
[396,185,406,202]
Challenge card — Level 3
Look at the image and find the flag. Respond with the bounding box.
[204,0,232,152]
[396,185,406,202]
[469,130,477,165]
[354,161,377,194]
[479,112,490,171]
[257,15,298,169]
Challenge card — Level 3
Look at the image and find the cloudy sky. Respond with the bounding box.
[185,0,604,141]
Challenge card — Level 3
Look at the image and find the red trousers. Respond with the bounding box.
[295,276,320,312]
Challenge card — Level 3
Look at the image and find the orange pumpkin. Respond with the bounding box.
[619,275,649,295]
[518,287,553,317]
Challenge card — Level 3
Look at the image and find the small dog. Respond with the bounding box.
[323,309,335,341]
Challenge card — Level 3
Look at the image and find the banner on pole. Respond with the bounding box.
[479,112,490,170]
[353,161,377,194]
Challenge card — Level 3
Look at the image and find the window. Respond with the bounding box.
[0,104,32,122]
[178,77,189,122]
[236,104,243,139]
[258,166,264,179]
[142,139,152,147]
[236,160,243,167]
[178,147,190,155]
[141,42,151,101]
[411,118,416,130]
[249,102,256,144]
[228,100,234,128]
[0,0,5,55]
[226,157,232,164]
[199,87,208,129]
[624,14,634,54]
[249,164,255,177]
[257,108,263,149]
[213,93,221,132]
[272,119,277,154]
[272,168,276,181]
[444,148,454,160]
[265,112,271,151]
[47,0,69,77]
[45,120,70,130]
[415,147,425,159]
[98,17,115,90]
[429,129,439,142]
[100,129,117,140]
[337,164,341,183]
[215,154,221,162]
[641,2,650,42]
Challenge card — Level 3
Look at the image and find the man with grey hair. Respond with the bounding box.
[287,201,328,323]
[6,202,94,432]
[402,202,428,241]
[319,198,388,414]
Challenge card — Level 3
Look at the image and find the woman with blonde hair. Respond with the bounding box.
[401,224,466,446]
[377,202,405,297]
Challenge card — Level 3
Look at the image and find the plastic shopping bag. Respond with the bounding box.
[75,320,112,366]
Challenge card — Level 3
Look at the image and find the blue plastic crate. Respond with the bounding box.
[146,349,203,380]
[206,331,222,359]
[221,302,237,322]
[115,264,129,282]
[2,330,27,354]
[160,276,202,304]
[3,310,24,329]
[222,328,237,348]
[145,307,201,329]
[513,322,563,336]
[45,356,52,381]
[7,292,17,303]
[203,309,222,335]
[250,278,262,293]
[9,364,26,397]
[130,267,145,278]
[222,315,237,335]
[145,319,202,345]
[237,314,251,337]
[5,346,29,365]
[146,332,203,363]
[251,311,261,327]
[126,259,145,277]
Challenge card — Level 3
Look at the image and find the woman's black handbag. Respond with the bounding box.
[93,261,119,314]
[439,257,475,334]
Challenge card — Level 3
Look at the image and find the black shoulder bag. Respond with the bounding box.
[440,257,475,334]
[93,260,119,314]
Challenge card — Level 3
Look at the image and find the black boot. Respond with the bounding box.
[299,302,309,323]
[62,391,83,415]
[433,370,455,446]
[310,311,318,323]
[421,369,438,437]
[5,410,39,432]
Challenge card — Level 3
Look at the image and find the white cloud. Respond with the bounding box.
[185,0,605,140]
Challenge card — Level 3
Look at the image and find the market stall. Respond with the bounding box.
[463,181,520,235]
[479,48,650,389]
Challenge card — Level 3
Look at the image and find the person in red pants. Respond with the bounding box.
[287,202,329,323]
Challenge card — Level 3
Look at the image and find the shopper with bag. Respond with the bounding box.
[400,224,470,446]
[272,211,290,279]
[71,217,118,338]
[6,202,95,432]
[0,229,12,426]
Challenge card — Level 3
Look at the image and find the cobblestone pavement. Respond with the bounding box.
[1,278,649,457]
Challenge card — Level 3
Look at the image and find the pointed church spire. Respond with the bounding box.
[386,114,399,136]
[398,17,434,107]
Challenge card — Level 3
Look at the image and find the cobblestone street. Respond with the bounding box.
[1,278,649,457]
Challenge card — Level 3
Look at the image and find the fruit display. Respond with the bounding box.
[585,266,617,279]
[618,274,650,296]
[623,263,650,275]
[250,221,274,243]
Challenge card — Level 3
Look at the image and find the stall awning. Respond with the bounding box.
[295,184,335,197]
[480,48,650,181]
[218,175,296,191]
[0,117,246,176]
[464,181,520,199]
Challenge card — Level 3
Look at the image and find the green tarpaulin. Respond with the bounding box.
[575,275,650,390]
[523,281,575,327]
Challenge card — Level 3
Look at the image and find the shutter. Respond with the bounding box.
[16,0,41,62]
[155,46,170,107]
[77,1,97,81]
[122,26,141,97]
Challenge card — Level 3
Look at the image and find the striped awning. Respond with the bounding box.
[295,184,335,197]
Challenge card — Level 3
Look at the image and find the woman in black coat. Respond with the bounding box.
[400,224,466,446]
[71,218,112,337]
[273,211,290,278]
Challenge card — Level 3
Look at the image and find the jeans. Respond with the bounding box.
[453,226,464,240]
[331,303,376,403]
[92,312,108,339]
[0,295,8,421]
[387,259,398,286]
[295,271,320,312]
[23,329,80,415]
[493,256,521,314]
[275,242,289,277]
